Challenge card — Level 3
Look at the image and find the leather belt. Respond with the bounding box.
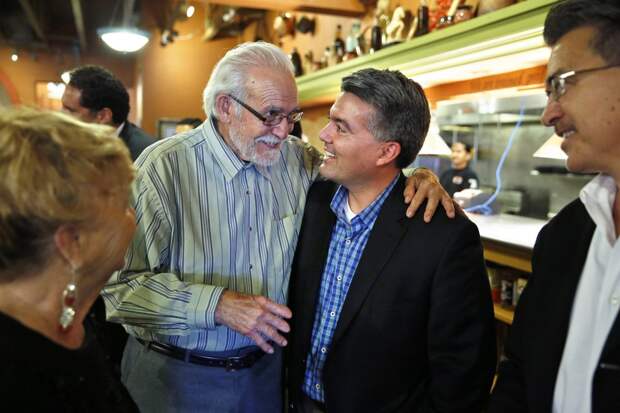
[301,392,327,413]
[136,338,264,371]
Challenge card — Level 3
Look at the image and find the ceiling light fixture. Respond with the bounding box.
[98,27,150,53]
[10,51,18,62]
[186,5,195,18]
[533,134,567,160]
[418,117,452,157]
[178,1,195,19]
[61,71,71,84]
[47,82,66,99]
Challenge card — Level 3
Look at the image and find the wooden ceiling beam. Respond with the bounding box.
[17,0,47,43]
[70,0,87,50]
[203,0,366,17]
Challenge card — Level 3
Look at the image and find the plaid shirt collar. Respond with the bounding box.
[329,174,399,229]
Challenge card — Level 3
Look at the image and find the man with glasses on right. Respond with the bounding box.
[489,1,620,412]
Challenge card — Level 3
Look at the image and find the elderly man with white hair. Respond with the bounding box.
[103,41,452,412]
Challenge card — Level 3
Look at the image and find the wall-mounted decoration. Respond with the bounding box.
[385,6,407,44]
[295,16,316,35]
[157,118,182,139]
[203,5,265,41]
[290,48,303,77]
[344,21,362,60]
[478,0,515,16]
[35,81,64,111]
[273,13,296,38]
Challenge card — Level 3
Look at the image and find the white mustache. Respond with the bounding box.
[255,135,282,145]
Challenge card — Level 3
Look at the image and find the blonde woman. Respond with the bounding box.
[0,108,138,412]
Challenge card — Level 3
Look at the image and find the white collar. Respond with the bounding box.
[115,122,125,136]
[579,174,618,245]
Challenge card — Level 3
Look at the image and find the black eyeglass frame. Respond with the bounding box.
[547,64,620,101]
[227,94,303,127]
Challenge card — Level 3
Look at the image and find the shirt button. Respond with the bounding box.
[611,296,619,306]
[320,347,327,353]
[246,190,250,195]
[249,264,253,270]
[336,275,343,282]
[330,311,336,317]
[249,227,252,231]
[345,239,351,245]
[315,383,321,390]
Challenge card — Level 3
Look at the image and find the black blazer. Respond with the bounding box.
[119,121,154,161]
[490,199,620,412]
[287,175,496,413]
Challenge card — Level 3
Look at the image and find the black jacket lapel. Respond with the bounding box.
[295,182,338,351]
[331,175,408,346]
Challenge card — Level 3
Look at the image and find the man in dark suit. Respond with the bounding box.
[287,68,496,413]
[489,1,620,412]
[61,65,154,376]
[61,65,153,160]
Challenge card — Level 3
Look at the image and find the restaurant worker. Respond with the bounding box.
[103,41,454,413]
[287,68,496,413]
[0,108,138,412]
[440,141,479,197]
[490,1,620,412]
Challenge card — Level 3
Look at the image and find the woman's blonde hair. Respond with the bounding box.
[0,107,135,273]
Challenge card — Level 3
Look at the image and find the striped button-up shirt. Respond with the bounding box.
[303,176,398,402]
[103,118,321,351]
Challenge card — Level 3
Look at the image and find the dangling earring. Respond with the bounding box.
[58,270,78,332]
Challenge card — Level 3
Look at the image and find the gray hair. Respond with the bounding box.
[202,41,295,118]
[544,0,620,65]
[341,68,430,168]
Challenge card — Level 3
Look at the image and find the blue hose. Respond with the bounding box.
[465,101,526,215]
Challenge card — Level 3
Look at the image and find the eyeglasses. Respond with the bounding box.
[546,64,620,101]
[228,95,303,127]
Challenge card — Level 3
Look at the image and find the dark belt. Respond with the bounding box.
[300,392,326,413]
[136,338,264,371]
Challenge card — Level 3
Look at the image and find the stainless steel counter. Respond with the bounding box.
[466,213,547,250]
[465,213,548,273]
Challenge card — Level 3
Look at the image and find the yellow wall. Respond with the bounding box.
[138,3,239,135]
[136,2,367,137]
[0,0,495,144]
[0,46,135,107]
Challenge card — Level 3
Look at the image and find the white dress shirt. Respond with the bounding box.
[553,174,620,413]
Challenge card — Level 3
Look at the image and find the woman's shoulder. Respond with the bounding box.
[0,313,138,412]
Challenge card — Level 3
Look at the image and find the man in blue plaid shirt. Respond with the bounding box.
[287,68,496,413]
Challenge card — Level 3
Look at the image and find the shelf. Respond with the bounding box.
[210,0,365,16]
[494,303,514,325]
[482,239,533,273]
[466,213,545,273]
[296,0,560,107]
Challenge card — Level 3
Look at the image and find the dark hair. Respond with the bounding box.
[453,141,473,153]
[341,68,430,168]
[68,65,130,125]
[543,0,620,65]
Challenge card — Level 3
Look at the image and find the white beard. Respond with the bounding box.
[228,121,283,167]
